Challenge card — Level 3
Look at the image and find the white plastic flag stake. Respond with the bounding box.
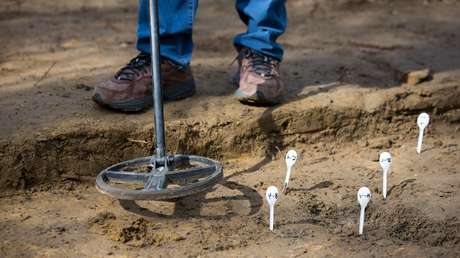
[266,186,279,231]
[379,152,392,199]
[283,150,297,193]
[357,187,371,235]
[416,113,430,154]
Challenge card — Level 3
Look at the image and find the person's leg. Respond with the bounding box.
[234,0,287,61]
[93,0,198,112]
[233,0,287,106]
[137,0,198,67]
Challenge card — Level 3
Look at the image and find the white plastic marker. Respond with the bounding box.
[357,187,371,235]
[283,150,298,193]
[266,186,279,231]
[416,113,430,154]
[379,152,392,199]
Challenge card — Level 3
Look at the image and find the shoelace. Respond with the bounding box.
[244,49,278,77]
[114,53,151,81]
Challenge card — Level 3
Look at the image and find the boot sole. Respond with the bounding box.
[93,81,196,113]
[237,96,281,106]
[234,89,282,107]
[93,93,153,112]
[164,80,196,101]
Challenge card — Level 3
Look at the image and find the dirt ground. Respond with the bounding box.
[1,0,460,257]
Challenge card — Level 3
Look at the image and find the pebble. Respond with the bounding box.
[404,68,432,85]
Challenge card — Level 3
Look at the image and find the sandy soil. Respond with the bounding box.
[1,0,460,257]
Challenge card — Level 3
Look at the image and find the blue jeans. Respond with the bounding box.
[136,0,287,67]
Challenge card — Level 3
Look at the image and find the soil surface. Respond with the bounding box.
[1,0,460,257]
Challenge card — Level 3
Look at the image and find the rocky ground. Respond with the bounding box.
[1,0,459,257]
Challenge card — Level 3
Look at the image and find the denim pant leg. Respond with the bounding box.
[234,0,287,61]
[136,0,198,67]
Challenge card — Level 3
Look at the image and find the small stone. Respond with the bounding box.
[60,39,81,49]
[172,235,186,241]
[403,68,432,85]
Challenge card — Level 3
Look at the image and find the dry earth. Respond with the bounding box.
[1,0,460,257]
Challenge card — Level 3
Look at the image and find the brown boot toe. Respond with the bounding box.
[234,47,285,106]
[92,53,195,113]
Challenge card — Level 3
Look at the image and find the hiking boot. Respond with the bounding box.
[234,47,285,105]
[93,53,195,112]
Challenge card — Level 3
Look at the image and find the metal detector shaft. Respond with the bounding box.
[149,0,166,159]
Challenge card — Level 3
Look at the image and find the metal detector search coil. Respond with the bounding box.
[96,155,222,200]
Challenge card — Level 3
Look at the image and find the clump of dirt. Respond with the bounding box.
[88,214,184,247]
[88,211,116,227]
[111,218,153,246]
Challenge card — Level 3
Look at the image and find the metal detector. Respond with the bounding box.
[95,0,223,200]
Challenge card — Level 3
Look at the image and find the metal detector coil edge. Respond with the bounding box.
[96,155,222,200]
